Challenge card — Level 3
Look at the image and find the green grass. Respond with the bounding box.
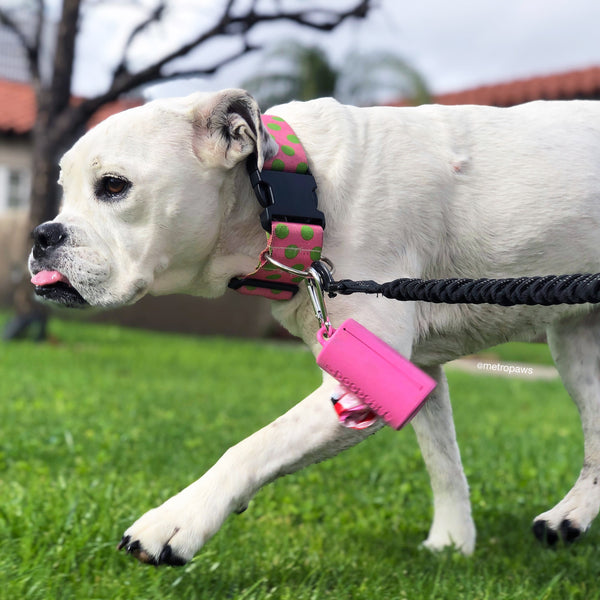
[476,340,555,366]
[1,314,598,599]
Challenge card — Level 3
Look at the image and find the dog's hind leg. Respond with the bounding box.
[411,365,476,554]
[533,309,600,545]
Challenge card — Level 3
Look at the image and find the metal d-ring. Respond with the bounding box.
[264,254,310,278]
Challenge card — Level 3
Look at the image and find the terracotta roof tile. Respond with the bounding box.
[0,79,143,135]
[0,79,35,134]
[434,66,600,106]
[87,98,142,128]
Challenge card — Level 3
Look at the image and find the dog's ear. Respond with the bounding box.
[196,89,277,170]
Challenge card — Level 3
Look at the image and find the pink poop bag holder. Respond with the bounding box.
[316,319,436,430]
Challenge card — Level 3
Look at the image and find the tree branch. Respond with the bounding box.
[0,8,31,52]
[107,0,371,98]
[61,40,258,139]
[46,0,82,114]
[160,41,261,81]
[0,5,41,81]
[57,0,373,142]
[109,0,239,92]
[232,0,371,34]
[113,0,166,77]
[30,0,45,85]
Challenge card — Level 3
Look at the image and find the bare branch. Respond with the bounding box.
[114,0,166,76]
[30,0,45,84]
[0,8,30,50]
[104,0,236,97]
[62,41,257,140]
[0,6,40,80]
[161,42,261,81]
[55,0,373,143]
[47,0,82,113]
[229,0,371,34]
[106,0,371,96]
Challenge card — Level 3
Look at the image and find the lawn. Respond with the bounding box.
[1,313,598,599]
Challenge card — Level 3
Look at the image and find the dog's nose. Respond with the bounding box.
[32,222,68,259]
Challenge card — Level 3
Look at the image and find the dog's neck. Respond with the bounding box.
[196,163,268,297]
[192,115,323,302]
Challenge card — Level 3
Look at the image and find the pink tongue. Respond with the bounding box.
[31,270,69,286]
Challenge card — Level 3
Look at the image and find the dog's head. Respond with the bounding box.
[29,89,277,308]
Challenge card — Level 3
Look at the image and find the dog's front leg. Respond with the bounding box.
[118,378,382,566]
[411,366,475,554]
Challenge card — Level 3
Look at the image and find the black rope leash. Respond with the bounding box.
[315,269,600,306]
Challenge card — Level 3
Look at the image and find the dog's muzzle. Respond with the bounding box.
[30,222,87,307]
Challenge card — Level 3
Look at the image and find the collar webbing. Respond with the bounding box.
[262,115,310,173]
[228,115,325,300]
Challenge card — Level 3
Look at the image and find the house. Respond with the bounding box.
[0,79,142,213]
[0,80,35,212]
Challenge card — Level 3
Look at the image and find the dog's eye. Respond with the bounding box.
[104,177,127,195]
[96,175,131,200]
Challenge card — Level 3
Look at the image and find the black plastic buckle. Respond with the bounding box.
[246,156,326,232]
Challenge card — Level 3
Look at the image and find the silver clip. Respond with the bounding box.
[307,264,333,336]
[264,254,334,336]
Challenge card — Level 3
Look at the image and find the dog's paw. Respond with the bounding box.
[422,508,476,555]
[532,485,599,547]
[117,505,198,566]
[532,518,585,546]
[117,488,229,566]
[422,531,475,556]
[532,470,600,547]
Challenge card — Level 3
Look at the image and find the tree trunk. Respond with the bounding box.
[4,0,81,334]
[10,111,66,323]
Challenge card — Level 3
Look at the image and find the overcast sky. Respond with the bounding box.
[58,0,600,99]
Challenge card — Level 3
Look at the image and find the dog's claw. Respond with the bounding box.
[117,535,130,551]
[158,544,187,567]
[532,520,553,545]
[126,539,141,555]
[532,518,583,546]
[121,538,154,564]
[117,534,186,566]
[533,519,559,545]
[559,519,582,543]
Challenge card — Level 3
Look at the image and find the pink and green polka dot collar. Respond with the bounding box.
[261,115,309,174]
[229,115,324,301]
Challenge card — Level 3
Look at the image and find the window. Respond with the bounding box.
[0,166,30,211]
[8,169,29,208]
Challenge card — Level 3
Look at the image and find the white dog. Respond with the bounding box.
[28,89,600,565]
